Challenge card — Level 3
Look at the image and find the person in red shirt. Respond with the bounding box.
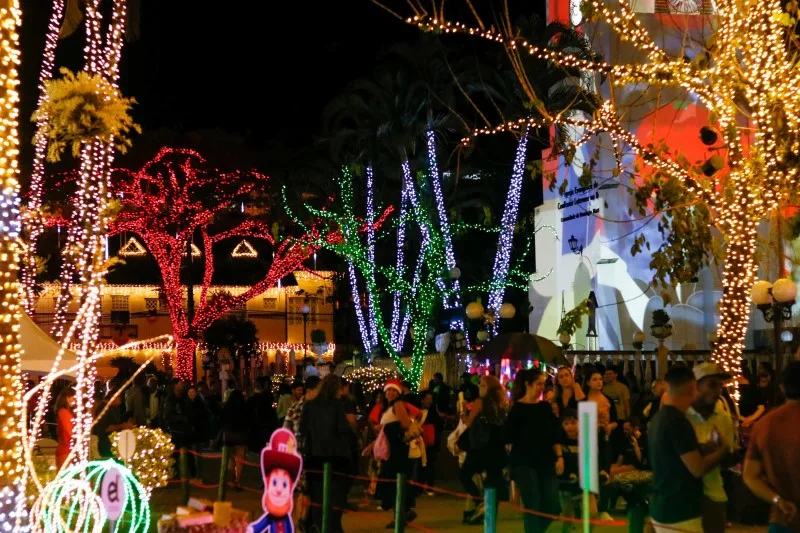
[744,361,800,533]
[55,386,76,469]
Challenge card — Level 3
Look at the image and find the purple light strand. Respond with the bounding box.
[488,128,530,327]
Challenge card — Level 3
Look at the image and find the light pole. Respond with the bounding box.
[300,300,311,357]
[751,278,796,376]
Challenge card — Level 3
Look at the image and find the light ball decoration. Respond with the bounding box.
[466,301,484,320]
[781,330,794,343]
[476,330,489,342]
[499,303,516,319]
[751,280,773,306]
[449,267,461,280]
[30,459,150,533]
[300,303,311,315]
[111,428,173,495]
[772,278,797,304]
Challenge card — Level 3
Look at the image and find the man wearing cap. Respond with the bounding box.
[685,363,736,533]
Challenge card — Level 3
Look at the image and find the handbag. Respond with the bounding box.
[447,420,467,456]
[403,419,422,443]
[422,424,436,448]
[373,429,390,461]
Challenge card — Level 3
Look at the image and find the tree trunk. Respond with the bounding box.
[0,0,24,525]
[175,337,197,381]
[711,212,759,377]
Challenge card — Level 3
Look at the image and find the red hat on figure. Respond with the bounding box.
[384,378,403,393]
[260,428,302,483]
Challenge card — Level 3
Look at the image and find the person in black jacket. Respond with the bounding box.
[221,389,249,490]
[299,375,352,533]
[506,369,561,533]
[247,378,277,452]
[186,385,210,479]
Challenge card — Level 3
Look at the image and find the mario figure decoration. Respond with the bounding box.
[247,428,303,533]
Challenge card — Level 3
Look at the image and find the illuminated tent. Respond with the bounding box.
[20,312,78,377]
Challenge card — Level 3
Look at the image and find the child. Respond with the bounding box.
[558,409,582,527]
[558,409,612,529]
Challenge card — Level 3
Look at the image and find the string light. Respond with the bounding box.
[110,147,325,380]
[389,162,410,349]
[426,131,460,306]
[110,428,173,496]
[0,0,24,527]
[348,262,373,353]
[347,367,397,394]
[25,1,131,491]
[117,236,146,257]
[488,128,529,328]
[292,169,545,385]
[391,0,800,382]
[364,166,379,350]
[19,0,65,315]
[30,459,150,533]
[230,239,258,258]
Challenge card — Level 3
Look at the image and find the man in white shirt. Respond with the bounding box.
[686,363,735,533]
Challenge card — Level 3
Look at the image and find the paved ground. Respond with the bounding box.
[149,480,767,533]
[146,446,768,532]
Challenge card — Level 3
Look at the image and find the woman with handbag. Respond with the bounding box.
[378,378,418,528]
[459,375,508,525]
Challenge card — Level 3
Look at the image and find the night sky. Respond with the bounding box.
[18,1,416,168]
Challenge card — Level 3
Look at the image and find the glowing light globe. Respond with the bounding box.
[466,301,484,320]
[449,267,461,280]
[476,330,488,342]
[499,303,516,319]
[751,280,773,305]
[781,330,794,343]
[772,278,797,304]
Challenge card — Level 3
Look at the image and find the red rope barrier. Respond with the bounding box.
[169,448,701,532]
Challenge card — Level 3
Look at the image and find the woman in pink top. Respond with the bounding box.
[55,386,76,469]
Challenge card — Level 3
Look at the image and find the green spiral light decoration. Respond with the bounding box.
[30,459,150,533]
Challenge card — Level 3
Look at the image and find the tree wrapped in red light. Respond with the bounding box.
[111,147,323,380]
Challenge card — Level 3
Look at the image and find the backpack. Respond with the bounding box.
[373,429,390,461]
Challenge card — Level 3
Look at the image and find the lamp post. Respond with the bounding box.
[751,278,796,375]
[300,300,311,358]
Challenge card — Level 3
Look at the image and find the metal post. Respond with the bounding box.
[627,505,646,533]
[179,447,190,504]
[484,487,497,533]
[322,462,332,533]
[217,445,230,502]
[394,473,406,533]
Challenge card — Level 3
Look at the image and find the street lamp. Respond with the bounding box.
[568,235,583,256]
[300,300,311,355]
[751,278,796,374]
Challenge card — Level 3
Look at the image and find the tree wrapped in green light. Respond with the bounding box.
[287,167,546,384]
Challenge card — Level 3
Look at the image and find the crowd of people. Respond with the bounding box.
[48,359,800,533]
